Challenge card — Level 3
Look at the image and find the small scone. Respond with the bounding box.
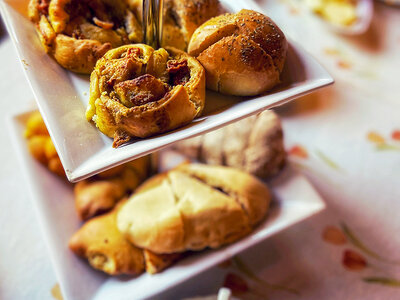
[174,110,286,178]
[188,9,287,96]
[117,164,271,254]
[28,0,142,73]
[86,44,205,147]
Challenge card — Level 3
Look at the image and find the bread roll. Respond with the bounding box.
[86,44,206,147]
[28,0,142,74]
[174,110,286,178]
[117,164,270,254]
[188,9,287,96]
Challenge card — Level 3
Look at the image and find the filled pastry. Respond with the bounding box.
[117,163,271,254]
[28,0,142,73]
[86,44,205,147]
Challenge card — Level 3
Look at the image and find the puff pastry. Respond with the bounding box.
[117,164,271,254]
[86,44,205,147]
[28,0,142,73]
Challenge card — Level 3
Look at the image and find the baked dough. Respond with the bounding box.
[86,44,205,147]
[188,9,287,96]
[74,156,150,220]
[69,206,145,276]
[174,110,286,178]
[69,201,180,275]
[117,164,270,254]
[28,0,142,73]
[127,0,221,51]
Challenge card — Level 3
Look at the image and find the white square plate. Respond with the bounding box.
[0,0,333,182]
[9,108,326,300]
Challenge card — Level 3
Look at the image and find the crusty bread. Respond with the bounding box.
[188,9,287,96]
[86,44,205,147]
[174,110,286,178]
[117,164,270,254]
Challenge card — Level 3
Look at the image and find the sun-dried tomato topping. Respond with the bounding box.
[167,59,191,86]
[38,0,50,15]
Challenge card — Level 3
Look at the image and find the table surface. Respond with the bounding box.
[0,1,399,299]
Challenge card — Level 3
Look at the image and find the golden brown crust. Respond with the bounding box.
[74,156,150,220]
[28,0,142,74]
[69,208,145,276]
[188,9,287,96]
[86,44,205,147]
[117,164,270,254]
[143,250,182,274]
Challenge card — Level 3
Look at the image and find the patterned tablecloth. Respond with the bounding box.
[0,1,399,299]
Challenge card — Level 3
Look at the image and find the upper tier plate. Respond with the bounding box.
[0,0,333,182]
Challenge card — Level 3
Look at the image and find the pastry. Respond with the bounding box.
[74,156,150,220]
[174,110,286,178]
[188,9,287,96]
[28,0,142,73]
[86,44,205,147]
[128,0,221,51]
[69,205,145,276]
[117,163,271,254]
[69,202,180,275]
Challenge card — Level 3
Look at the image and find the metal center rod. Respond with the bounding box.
[143,0,164,49]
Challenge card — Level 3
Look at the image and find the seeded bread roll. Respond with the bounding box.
[117,164,270,254]
[188,9,287,96]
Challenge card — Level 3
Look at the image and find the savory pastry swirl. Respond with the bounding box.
[28,0,142,73]
[86,44,205,147]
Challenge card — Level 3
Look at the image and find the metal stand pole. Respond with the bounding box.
[143,0,164,49]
